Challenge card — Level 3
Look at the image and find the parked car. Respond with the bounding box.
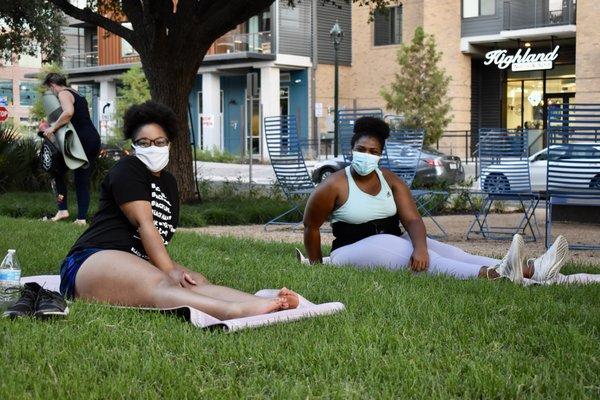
[99,143,130,161]
[475,144,600,193]
[311,147,465,185]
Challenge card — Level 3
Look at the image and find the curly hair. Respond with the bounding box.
[123,101,178,141]
[350,116,390,150]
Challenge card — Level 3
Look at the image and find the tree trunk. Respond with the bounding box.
[142,59,198,203]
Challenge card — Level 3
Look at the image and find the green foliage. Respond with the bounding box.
[113,66,151,138]
[193,148,241,163]
[0,124,22,191]
[0,122,118,193]
[0,1,64,63]
[1,216,599,398]
[0,184,294,227]
[30,63,67,122]
[381,27,452,146]
[0,124,52,192]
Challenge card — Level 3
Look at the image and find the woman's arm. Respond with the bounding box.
[120,200,195,287]
[43,90,75,139]
[382,169,429,271]
[303,179,338,264]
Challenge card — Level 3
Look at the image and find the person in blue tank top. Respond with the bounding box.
[301,117,600,285]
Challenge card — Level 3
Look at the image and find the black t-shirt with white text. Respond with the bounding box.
[69,156,179,259]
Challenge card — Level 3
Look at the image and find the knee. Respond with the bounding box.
[154,274,177,290]
[193,274,210,286]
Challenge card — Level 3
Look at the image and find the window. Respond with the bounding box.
[19,81,37,106]
[463,0,495,18]
[374,6,402,46]
[0,80,13,106]
[121,23,138,58]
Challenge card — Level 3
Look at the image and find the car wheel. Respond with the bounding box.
[483,173,510,193]
[318,167,336,183]
[590,174,600,189]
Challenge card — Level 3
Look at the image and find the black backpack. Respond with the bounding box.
[39,136,61,176]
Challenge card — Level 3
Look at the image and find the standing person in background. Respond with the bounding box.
[41,73,101,225]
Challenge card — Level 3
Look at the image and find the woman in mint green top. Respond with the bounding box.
[301,117,575,284]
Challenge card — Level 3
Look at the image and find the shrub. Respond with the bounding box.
[91,155,118,190]
[201,207,244,225]
[194,148,240,163]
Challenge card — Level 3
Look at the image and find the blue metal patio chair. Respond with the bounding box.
[546,104,600,250]
[338,108,383,161]
[466,128,541,241]
[263,115,315,231]
[383,129,449,238]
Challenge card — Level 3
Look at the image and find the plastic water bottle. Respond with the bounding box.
[0,249,21,304]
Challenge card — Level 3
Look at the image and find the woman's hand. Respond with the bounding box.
[409,246,429,272]
[168,267,197,288]
[42,125,55,140]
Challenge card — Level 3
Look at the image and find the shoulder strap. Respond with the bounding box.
[375,168,392,192]
[58,88,78,97]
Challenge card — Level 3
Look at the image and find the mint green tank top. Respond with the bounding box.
[331,166,397,224]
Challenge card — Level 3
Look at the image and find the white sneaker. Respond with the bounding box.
[295,248,309,265]
[530,235,569,282]
[493,234,525,283]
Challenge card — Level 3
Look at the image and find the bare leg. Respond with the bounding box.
[191,281,271,302]
[75,251,287,320]
[177,265,299,306]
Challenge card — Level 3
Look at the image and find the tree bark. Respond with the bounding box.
[141,56,201,203]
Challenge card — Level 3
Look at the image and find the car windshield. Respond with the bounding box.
[537,145,600,161]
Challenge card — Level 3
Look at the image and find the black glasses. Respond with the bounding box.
[133,137,170,148]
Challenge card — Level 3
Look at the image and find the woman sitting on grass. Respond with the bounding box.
[60,101,298,319]
[300,117,600,285]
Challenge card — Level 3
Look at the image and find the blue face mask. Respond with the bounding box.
[351,151,381,176]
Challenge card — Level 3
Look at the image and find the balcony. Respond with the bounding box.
[503,0,576,31]
[63,51,99,68]
[208,31,273,55]
[62,30,273,72]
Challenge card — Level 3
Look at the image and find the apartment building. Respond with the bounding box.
[62,1,332,161]
[59,0,599,159]
[0,54,41,130]
[340,0,599,156]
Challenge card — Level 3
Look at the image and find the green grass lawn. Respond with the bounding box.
[0,191,295,227]
[1,216,599,399]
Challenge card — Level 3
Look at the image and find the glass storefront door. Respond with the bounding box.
[245,95,260,157]
[505,64,576,132]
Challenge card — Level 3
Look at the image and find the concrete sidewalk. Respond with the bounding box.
[195,160,478,185]
[195,160,321,185]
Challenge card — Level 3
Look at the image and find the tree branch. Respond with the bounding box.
[49,0,134,43]
[200,0,274,38]
[121,0,146,50]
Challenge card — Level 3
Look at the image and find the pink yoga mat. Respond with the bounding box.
[21,275,345,333]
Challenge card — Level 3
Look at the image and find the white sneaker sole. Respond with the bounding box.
[541,236,569,282]
[34,306,69,318]
[508,234,525,284]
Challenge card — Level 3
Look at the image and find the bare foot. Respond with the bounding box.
[43,211,69,222]
[278,287,300,309]
[226,297,287,319]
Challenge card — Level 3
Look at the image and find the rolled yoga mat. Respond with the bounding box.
[42,91,89,170]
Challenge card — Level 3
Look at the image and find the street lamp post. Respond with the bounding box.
[330,21,343,157]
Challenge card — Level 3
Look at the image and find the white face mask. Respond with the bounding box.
[351,151,381,176]
[133,145,170,172]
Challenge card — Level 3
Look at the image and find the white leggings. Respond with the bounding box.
[328,233,600,284]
